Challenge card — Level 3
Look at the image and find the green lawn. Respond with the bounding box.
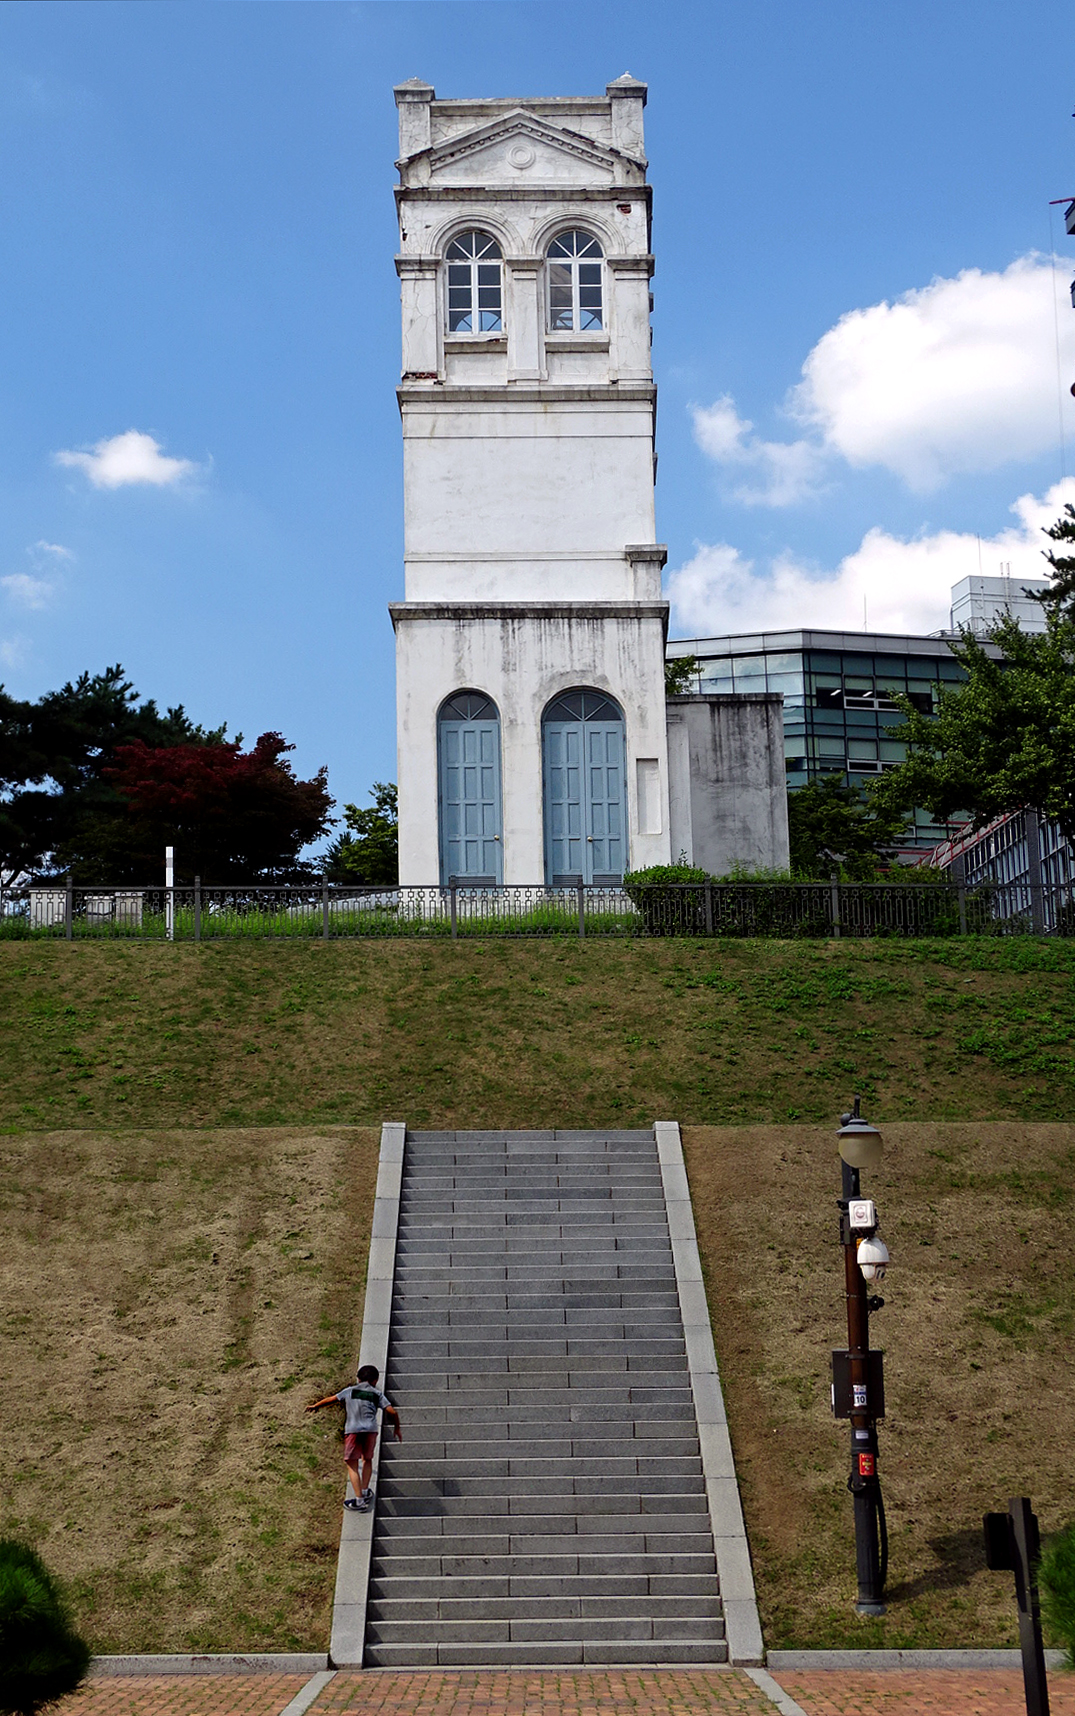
[1,935,1073,1131]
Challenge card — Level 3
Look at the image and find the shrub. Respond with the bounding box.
[623,864,710,935]
[1040,1522,1075,1668]
[0,1539,90,1716]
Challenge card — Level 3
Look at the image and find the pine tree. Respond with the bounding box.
[1041,503,1075,617]
[0,1539,90,1716]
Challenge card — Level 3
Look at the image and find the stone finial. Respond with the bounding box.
[606,74,647,159]
[394,79,435,157]
[606,72,648,103]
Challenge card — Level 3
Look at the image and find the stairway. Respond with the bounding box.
[365,1128,727,1667]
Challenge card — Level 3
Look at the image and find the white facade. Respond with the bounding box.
[949,575,1049,636]
[391,76,672,885]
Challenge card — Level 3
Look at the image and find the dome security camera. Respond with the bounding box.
[857,1234,890,1282]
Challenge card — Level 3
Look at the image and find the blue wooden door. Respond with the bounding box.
[585,721,625,882]
[439,698,502,884]
[543,692,626,884]
[544,722,585,880]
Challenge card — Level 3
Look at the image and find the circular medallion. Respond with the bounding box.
[507,142,536,171]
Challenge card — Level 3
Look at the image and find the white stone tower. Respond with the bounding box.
[391,76,671,885]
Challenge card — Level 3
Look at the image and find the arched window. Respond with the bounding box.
[437,691,503,884]
[547,231,603,332]
[542,689,625,884]
[445,231,503,334]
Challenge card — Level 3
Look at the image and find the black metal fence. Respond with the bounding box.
[1,876,1073,940]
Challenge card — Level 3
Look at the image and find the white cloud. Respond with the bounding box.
[1,573,55,610]
[668,477,1075,638]
[1,540,76,611]
[54,429,196,489]
[792,255,1075,490]
[690,397,825,506]
[0,636,29,671]
[693,255,1075,503]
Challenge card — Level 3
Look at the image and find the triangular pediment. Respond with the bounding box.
[426,111,620,187]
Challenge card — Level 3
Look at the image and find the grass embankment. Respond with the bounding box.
[685,1121,1075,1651]
[2,938,1075,1652]
[1,935,1074,1129]
[0,1127,378,1652]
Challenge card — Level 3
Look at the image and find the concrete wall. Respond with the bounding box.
[666,694,790,875]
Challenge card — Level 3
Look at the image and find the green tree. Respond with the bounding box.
[0,666,225,879]
[324,782,398,884]
[1039,502,1075,618]
[869,611,1075,843]
[0,1539,90,1716]
[787,774,906,880]
[665,655,698,696]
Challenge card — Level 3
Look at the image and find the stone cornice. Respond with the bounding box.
[606,254,655,274]
[425,110,622,177]
[390,600,669,629]
[395,184,651,208]
[624,543,668,568]
[666,692,785,706]
[397,382,656,405]
[395,255,439,278]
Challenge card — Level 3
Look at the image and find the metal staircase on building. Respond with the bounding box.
[365,1128,728,1667]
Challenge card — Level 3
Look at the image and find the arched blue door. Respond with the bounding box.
[438,691,503,885]
[542,690,626,884]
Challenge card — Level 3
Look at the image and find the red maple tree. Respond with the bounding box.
[106,732,333,880]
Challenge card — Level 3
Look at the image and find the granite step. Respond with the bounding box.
[365,1127,724,1667]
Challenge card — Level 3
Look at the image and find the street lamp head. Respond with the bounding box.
[857,1234,890,1282]
[837,1114,884,1170]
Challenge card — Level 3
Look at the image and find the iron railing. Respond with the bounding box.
[1,876,1073,939]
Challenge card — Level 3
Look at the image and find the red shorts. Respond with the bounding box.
[344,1431,377,1464]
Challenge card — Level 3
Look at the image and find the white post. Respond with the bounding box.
[165,845,175,942]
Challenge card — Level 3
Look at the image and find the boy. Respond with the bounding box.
[306,1363,402,1512]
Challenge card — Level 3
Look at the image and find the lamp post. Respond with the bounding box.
[833,1095,889,1616]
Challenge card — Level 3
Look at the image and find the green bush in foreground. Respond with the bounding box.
[0,1539,90,1716]
[1041,1522,1075,1668]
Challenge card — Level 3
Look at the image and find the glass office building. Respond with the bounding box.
[665,627,986,851]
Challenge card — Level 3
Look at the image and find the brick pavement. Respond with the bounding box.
[317,1670,773,1715]
[57,1667,1075,1716]
[65,1676,310,1716]
[773,1669,1075,1714]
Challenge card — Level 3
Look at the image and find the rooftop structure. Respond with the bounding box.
[665,625,998,849]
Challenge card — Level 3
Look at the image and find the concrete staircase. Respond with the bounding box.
[365,1128,728,1667]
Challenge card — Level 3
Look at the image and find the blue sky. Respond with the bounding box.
[1,0,1073,825]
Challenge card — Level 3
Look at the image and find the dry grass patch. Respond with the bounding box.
[683,1121,1075,1649]
[0,1126,378,1653]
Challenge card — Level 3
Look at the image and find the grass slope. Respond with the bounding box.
[2,939,1075,1651]
[0,1127,378,1653]
[684,1122,1075,1650]
[1,936,1074,1130]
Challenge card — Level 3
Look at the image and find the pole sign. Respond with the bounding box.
[831,1349,885,1419]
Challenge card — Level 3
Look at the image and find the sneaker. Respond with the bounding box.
[362,1488,374,1502]
[356,1497,370,1513]
[343,1497,362,1511]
